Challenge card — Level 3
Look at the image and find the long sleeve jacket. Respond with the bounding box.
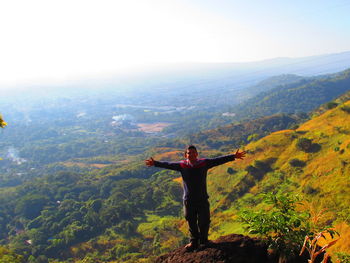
[154,154,235,201]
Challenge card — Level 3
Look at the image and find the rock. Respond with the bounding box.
[155,234,330,263]
[155,234,269,263]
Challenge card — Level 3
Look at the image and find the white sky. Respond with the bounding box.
[0,0,350,87]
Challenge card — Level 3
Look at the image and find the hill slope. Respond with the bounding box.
[204,99,350,255]
[228,68,350,121]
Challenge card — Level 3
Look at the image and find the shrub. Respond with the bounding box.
[340,105,350,113]
[326,101,338,109]
[302,185,318,195]
[254,160,272,173]
[245,165,263,179]
[296,138,313,152]
[239,192,310,259]
[227,167,237,174]
[247,133,259,142]
[289,158,306,167]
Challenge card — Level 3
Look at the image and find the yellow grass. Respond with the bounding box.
[173,177,182,184]
[154,150,183,161]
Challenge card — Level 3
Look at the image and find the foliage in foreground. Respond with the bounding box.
[239,192,312,258]
[239,192,342,262]
[300,230,339,263]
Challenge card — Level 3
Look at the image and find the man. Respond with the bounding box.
[145,145,246,251]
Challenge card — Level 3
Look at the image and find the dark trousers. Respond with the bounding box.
[183,199,210,243]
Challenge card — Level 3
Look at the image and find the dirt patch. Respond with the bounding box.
[137,122,172,133]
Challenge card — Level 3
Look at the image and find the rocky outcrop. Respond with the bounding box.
[155,234,327,263]
[155,234,268,263]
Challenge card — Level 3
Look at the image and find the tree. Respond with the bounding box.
[15,195,48,219]
[0,246,24,263]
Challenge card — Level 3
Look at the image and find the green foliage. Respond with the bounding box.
[0,162,183,261]
[0,246,24,263]
[247,133,259,142]
[14,194,49,219]
[229,68,350,120]
[335,252,350,263]
[239,192,310,258]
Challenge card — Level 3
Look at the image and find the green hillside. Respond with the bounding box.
[228,68,350,121]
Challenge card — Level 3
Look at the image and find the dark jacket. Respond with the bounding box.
[154,155,235,201]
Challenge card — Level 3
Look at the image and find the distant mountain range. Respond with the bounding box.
[5,51,350,109]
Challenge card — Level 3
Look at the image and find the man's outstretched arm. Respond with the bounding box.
[145,157,182,171]
[206,149,246,168]
[234,149,246,160]
[145,157,155,167]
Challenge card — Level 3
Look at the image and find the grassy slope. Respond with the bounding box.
[205,100,350,254]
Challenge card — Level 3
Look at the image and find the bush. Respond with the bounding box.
[227,167,237,175]
[289,158,306,167]
[302,185,318,195]
[296,138,312,152]
[340,105,350,113]
[254,160,272,173]
[239,192,310,259]
[245,165,262,179]
[326,101,338,109]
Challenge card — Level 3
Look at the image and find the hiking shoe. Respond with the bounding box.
[185,240,199,252]
[199,239,214,248]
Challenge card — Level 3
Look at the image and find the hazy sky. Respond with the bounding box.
[1,0,349,87]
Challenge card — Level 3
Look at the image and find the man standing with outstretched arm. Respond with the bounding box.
[145,145,246,251]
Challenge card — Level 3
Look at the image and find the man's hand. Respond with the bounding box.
[145,157,155,167]
[234,149,246,160]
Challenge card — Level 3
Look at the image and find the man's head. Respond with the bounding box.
[184,145,198,162]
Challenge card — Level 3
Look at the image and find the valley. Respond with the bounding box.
[1,59,350,262]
